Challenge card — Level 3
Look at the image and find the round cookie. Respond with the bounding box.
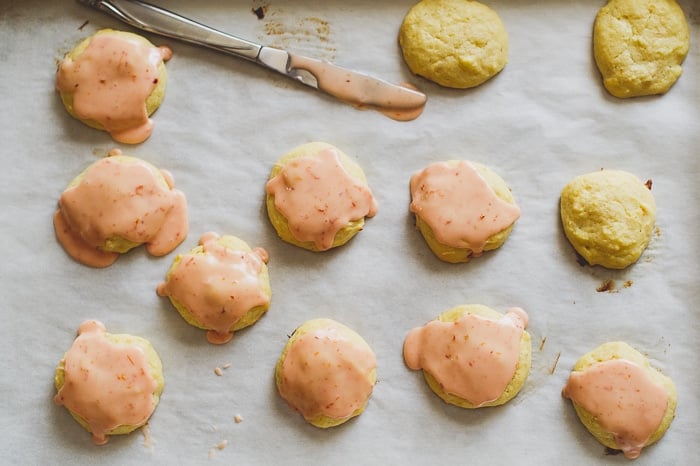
[157,232,272,344]
[560,169,655,269]
[56,29,172,143]
[265,142,378,252]
[593,0,690,98]
[53,152,189,268]
[562,342,677,459]
[275,318,377,428]
[54,321,164,445]
[404,305,531,408]
[410,160,520,263]
[399,0,509,89]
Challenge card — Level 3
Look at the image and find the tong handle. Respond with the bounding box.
[77,0,262,61]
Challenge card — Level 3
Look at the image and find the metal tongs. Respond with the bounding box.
[77,0,426,120]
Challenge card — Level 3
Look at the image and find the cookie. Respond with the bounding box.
[593,0,690,98]
[560,169,655,269]
[404,305,531,408]
[399,0,508,88]
[275,318,377,428]
[265,142,378,252]
[53,151,189,268]
[54,321,164,445]
[409,160,520,263]
[157,232,272,344]
[562,342,677,459]
[56,29,172,143]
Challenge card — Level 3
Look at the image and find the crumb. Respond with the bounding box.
[78,20,89,31]
[222,363,232,370]
[539,337,547,352]
[214,367,223,376]
[654,226,662,237]
[623,280,633,288]
[645,179,653,190]
[549,352,561,375]
[252,6,267,20]
[217,440,228,450]
[234,414,243,423]
[596,279,616,293]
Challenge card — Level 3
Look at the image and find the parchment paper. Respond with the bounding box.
[1,1,698,464]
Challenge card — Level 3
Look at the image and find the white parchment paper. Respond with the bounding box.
[1,1,698,464]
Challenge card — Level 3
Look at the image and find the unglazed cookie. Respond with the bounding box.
[275,318,377,428]
[410,160,520,263]
[560,169,655,269]
[399,0,508,88]
[157,232,271,344]
[53,151,189,268]
[54,321,164,445]
[265,142,378,252]
[562,342,677,459]
[404,305,531,408]
[593,0,690,98]
[56,29,172,143]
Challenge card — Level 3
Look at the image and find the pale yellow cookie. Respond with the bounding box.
[399,0,508,88]
[404,304,531,409]
[410,160,520,263]
[157,232,271,345]
[560,169,656,269]
[265,142,377,252]
[275,318,377,428]
[54,321,164,445]
[593,0,690,98]
[563,342,677,458]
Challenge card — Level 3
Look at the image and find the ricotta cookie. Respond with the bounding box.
[593,0,690,98]
[562,342,677,459]
[560,169,655,269]
[399,0,508,88]
[54,320,164,445]
[275,318,377,428]
[265,142,378,252]
[56,29,172,143]
[404,305,531,408]
[53,151,189,268]
[410,160,520,263]
[157,232,271,344]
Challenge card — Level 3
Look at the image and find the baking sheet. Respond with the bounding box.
[1,0,698,464]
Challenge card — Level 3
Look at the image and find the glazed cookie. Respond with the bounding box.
[399,0,508,88]
[53,151,188,268]
[404,305,531,408]
[560,169,655,269]
[593,0,690,98]
[157,232,271,344]
[56,29,172,143]
[265,142,378,252]
[410,160,520,263]
[562,342,677,459]
[275,318,377,428]
[54,321,164,445]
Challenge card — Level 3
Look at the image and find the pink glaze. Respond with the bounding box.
[410,161,520,255]
[54,321,159,445]
[266,148,377,251]
[56,32,172,144]
[288,53,426,121]
[403,308,528,406]
[54,154,188,268]
[562,359,669,459]
[156,232,270,344]
[278,322,376,422]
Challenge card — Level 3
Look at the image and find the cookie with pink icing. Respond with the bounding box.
[562,341,677,459]
[54,320,164,445]
[56,29,171,144]
[157,232,271,344]
[53,151,189,268]
[265,142,378,252]
[410,160,520,263]
[404,304,531,408]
